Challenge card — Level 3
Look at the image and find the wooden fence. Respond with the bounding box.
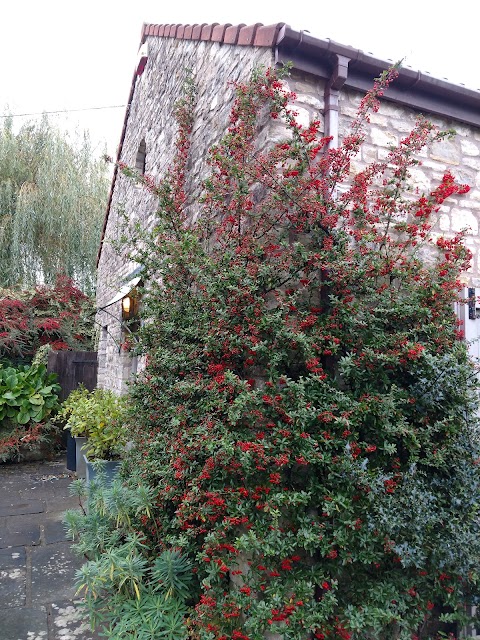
[47,350,98,400]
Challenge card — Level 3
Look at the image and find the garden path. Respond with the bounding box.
[0,455,99,640]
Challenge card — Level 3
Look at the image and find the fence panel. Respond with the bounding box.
[47,351,98,400]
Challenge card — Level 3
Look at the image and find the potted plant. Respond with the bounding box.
[57,387,127,482]
[80,389,127,484]
[55,386,90,478]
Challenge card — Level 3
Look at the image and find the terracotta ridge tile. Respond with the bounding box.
[254,23,287,47]
[184,24,195,39]
[224,24,246,45]
[211,23,231,43]
[141,20,288,49]
[238,23,263,46]
[192,23,207,40]
[201,23,219,41]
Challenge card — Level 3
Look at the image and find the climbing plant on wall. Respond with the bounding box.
[105,66,480,639]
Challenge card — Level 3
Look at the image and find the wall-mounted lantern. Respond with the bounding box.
[121,289,140,323]
[97,270,143,354]
[122,295,131,316]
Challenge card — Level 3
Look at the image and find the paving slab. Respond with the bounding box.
[0,524,40,548]
[45,494,81,513]
[2,512,55,530]
[0,546,26,567]
[0,456,95,639]
[0,547,26,609]
[31,542,82,606]
[0,500,46,518]
[50,601,102,640]
[1,607,48,639]
[44,521,69,545]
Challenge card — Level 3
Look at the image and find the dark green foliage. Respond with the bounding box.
[0,362,60,461]
[95,67,480,638]
[0,363,59,424]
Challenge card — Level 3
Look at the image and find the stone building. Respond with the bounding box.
[96,21,480,393]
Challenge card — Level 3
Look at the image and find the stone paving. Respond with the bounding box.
[0,456,100,640]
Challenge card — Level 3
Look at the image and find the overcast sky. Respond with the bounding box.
[1,0,477,157]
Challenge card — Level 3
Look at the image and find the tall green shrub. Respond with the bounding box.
[114,67,480,639]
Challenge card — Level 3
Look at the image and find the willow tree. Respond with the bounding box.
[0,114,109,293]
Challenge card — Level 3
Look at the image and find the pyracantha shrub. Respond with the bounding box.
[116,66,480,639]
[0,274,95,363]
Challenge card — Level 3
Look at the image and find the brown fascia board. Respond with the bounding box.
[275,27,480,128]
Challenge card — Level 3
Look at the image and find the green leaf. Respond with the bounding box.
[2,391,19,400]
[5,375,18,390]
[17,412,31,425]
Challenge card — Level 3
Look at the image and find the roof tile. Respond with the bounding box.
[192,23,207,40]
[211,23,231,42]
[238,23,262,46]
[224,24,246,45]
[201,23,219,41]
[254,23,286,47]
[141,21,289,49]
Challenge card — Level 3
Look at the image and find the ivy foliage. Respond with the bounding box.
[113,66,480,639]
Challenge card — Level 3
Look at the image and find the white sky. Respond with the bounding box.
[1,0,478,157]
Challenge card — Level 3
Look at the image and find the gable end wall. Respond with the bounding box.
[96,40,480,392]
[96,37,274,392]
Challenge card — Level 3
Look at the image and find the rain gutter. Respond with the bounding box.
[274,26,480,129]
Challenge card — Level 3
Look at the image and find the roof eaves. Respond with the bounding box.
[275,27,480,128]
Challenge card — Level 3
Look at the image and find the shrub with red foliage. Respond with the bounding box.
[0,275,94,362]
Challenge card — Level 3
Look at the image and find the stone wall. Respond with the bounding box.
[97,40,480,392]
[96,37,274,392]
[339,88,480,282]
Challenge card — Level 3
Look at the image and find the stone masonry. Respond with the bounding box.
[96,37,274,392]
[96,26,480,392]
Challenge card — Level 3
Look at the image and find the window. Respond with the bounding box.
[135,139,146,174]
